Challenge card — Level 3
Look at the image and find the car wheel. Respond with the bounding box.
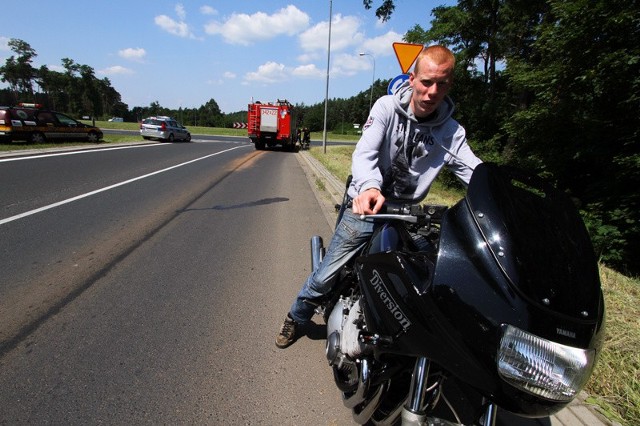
[185,134,191,142]
[87,131,100,143]
[29,132,46,144]
[168,134,174,142]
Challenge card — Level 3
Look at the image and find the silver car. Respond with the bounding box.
[140,116,191,142]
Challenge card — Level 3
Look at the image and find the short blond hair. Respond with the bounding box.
[414,45,455,74]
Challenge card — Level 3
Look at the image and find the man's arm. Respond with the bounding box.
[442,124,483,185]
[350,99,391,196]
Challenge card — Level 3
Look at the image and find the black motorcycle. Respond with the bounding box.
[311,163,605,425]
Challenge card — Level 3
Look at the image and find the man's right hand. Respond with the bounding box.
[352,188,385,215]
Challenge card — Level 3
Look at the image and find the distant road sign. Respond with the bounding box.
[388,74,410,95]
[392,42,423,74]
[233,122,247,129]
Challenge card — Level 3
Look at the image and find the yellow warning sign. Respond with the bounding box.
[393,42,424,74]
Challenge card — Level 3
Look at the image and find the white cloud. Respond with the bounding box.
[332,53,370,77]
[299,14,364,53]
[291,64,323,79]
[99,66,134,76]
[175,3,187,21]
[292,52,377,81]
[359,31,405,58]
[47,64,65,73]
[200,5,217,15]
[297,52,320,63]
[0,37,10,51]
[118,47,146,62]
[204,5,309,46]
[155,15,193,38]
[244,61,288,84]
[205,72,236,86]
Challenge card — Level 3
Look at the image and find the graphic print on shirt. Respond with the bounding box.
[383,119,435,199]
[363,116,374,131]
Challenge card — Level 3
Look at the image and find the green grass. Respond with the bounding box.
[309,145,463,205]
[310,144,639,426]
[587,268,640,425]
[0,121,359,152]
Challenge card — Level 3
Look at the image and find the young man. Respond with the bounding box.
[276,45,482,348]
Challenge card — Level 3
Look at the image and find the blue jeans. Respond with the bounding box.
[289,209,378,324]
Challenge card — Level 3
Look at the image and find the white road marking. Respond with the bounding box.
[0,143,166,163]
[0,145,250,225]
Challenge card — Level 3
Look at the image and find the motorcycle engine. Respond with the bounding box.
[326,296,366,368]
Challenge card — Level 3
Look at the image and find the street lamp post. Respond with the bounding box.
[359,52,375,112]
[322,0,333,154]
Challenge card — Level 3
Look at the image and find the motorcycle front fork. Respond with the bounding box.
[401,357,497,426]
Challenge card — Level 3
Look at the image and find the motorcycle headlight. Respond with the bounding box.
[497,325,596,401]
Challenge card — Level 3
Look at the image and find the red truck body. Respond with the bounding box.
[247,99,298,151]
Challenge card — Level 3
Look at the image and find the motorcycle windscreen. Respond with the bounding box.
[464,163,601,321]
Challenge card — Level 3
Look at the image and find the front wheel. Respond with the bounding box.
[87,131,100,143]
[29,132,46,144]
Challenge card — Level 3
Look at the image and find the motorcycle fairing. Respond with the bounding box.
[354,163,604,417]
[428,164,604,415]
[464,163,602,322]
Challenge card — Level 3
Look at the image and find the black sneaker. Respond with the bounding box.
[275,314,297,348]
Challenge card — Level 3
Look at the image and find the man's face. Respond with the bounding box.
[409,58,454,118]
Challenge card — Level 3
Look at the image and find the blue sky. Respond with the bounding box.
[1,1,453,114]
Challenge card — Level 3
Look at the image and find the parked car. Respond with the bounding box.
[108,117,124,122]
[140,116,191,142]
[0,104,103,144]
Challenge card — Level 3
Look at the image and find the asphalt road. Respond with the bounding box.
[0,140,353,424]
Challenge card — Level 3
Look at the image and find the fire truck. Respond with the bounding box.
[247,99,298,151]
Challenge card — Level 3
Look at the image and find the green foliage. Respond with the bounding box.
[0,39,123,118]
[0,39,37,97]
[581,207,628,264]
[362,0,395,22]
[401,0,640,274]
[503,0,640,272]
[292,79,389,132]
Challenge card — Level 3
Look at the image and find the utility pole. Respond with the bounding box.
[322,0,333,154]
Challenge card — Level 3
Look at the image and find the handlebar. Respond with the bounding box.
[359,204,448,225]
[359,213,420,223]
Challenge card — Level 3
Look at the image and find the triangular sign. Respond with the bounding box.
[393,42,424,74]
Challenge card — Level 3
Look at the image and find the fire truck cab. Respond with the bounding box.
[247,99,298,152]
